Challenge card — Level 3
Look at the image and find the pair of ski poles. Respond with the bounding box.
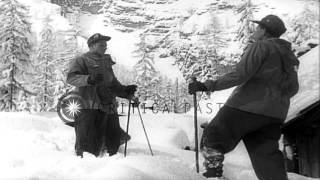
[124,98,154,157]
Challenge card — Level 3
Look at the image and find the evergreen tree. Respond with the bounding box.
[177,80,192,112]
[133,35,158,101]
[51,7,84,108]
[33,17,56,111]
[51,34,77,109]
[287,5,319,46]
[235,0,257,47]
[172,13,227,82]
[174,78,179,112]
[113,63,136,85]
[0,0,33,111]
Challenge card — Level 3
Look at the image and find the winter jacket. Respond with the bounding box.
[204,38,299,120]
[67,52,130,114]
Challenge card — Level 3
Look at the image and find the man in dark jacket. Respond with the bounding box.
[67,33,137,157]
[189,15,299,179]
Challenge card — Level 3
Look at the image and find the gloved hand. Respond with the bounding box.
[125,85,137,96]
[188,80,207,94]
[131,96,140,106]
[87,73,103,85]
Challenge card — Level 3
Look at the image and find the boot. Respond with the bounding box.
[202,146,224,178]
[76,149,83,158]
[120,129,131,145]
[108,150,117,156]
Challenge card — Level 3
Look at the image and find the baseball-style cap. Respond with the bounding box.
[87,33,111,47]
[251,15,286,37]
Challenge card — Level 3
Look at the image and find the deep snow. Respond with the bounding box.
[0,111,318,180]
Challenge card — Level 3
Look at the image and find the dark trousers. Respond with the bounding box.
[100,113,121,155]
[201,106,288,180]
[74,109,121,156]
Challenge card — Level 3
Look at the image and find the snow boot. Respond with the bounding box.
[76,149,83,158]
[202,147,224,178]
[120,128,131,145]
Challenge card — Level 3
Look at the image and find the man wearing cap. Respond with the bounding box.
[189,15,299,179]
[67,33,137,157]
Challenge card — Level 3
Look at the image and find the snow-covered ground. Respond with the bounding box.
[0,111,318,180]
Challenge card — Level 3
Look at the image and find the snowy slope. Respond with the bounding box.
[18,0,316,82]
[79,13,141,68]
[253,0,318,19]
[18,0,72,37]
[0,111,318,180]
[79,13,185,80]
[76,0,316,81]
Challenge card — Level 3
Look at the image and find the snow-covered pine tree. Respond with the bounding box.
[51,34,78,110]
[287,5,319,46]
[50,4,85,109]
[33,16,56,111]
[113,63,136,85]
[162,79,174,112]
[235,0,257,47]
[173,78,179,112]
[172,13,226,82]
[133,35,158,101]
[0,0,34,111]
[177,79,192,113]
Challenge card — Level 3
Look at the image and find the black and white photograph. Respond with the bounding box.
[0,0,319,179]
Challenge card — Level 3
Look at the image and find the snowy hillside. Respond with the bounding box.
[15,0,319,82]
[19,0,71,37]
[76,0,318,80]
[0,112,318,180]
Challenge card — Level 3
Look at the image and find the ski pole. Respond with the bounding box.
[124,99,131,157]
[192,77,200,173]
[137,105,154,156]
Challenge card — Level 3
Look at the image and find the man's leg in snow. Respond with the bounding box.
[243,123,288,180]
[201,106,243,177]
[74,110,105,157]
[104,114,121,156]
[202,146,225,177]
[74,109,92,158]
[200,106,283,178]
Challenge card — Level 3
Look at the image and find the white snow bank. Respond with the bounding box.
[0,112,205,180]
[286,46,320,122]
[0,112,318,180]
[119,112,194,149]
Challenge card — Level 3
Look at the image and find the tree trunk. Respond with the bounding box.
[9,63,15,111]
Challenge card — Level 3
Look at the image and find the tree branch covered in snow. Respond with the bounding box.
[0,0,34,111]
